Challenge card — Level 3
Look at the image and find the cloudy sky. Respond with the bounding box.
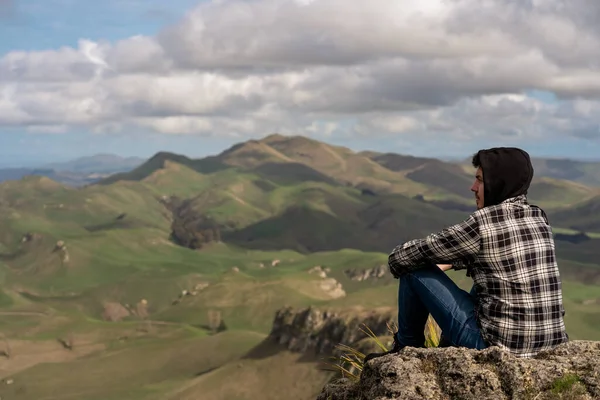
[2,0,600,166]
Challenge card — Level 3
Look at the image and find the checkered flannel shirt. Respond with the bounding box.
[389,195,569,358]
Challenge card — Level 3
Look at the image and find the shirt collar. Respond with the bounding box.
[500,194,528,205]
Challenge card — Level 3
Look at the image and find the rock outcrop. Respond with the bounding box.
[268,306,395,355]
[306,266,346,298]
[319,278,346,299]
[344,264,388,281]
[317,340,600,400]
[309,265,330,278]
[166,196,222,250]
[53,240,70,263]
[171,283,208,305]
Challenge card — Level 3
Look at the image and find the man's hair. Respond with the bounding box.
[472,152,481,168]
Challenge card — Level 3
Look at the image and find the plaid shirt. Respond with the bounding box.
[389,195,569,358]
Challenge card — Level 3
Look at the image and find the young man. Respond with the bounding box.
[365,147,569,362]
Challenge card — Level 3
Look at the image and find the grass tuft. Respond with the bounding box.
[322,316,441,382]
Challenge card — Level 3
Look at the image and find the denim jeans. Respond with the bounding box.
[395,264,488,350]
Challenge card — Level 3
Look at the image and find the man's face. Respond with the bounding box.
[470,167,484,209]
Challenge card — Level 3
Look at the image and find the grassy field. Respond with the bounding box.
[0,329,267,400]
[0,242,394,400]
[1,260,598,400]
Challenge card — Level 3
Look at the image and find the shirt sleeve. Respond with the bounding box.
[388,214,481,278]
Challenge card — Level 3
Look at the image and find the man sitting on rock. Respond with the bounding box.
[365,147,569,362]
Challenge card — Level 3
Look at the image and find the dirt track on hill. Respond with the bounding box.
[0,340,105,380]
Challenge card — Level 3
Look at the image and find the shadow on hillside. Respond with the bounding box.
[251,162,338,186]
[242,338,285,360]
[296,351,329,365]
[194,366,219,377]
[241,337,333,367]
[83,219,140,232]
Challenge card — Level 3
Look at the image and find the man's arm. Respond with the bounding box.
[388,214,481,278]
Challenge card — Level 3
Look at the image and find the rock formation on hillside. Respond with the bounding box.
[53,240,70,263]
[268,306,395,355]
[164,196,222,249]
[344,264,388,281]
[317,340,600,400]
[319,278,346,299]
[171,282,209,305]
[308,265,331,278]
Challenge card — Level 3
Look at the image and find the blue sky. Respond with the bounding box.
[0,0,215,167]
[0,0,199,53]
[1,0,600,167]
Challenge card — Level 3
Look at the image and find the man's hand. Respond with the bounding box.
[437,264,453,272]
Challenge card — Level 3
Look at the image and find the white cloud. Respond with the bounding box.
[1,0,600,148]
[367,115,421,134]
[107,36,172,74]
[136,116,213,134]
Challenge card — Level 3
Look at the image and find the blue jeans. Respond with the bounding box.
[396,264,488,350]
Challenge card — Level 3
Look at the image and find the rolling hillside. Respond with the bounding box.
[531,157,600,187]
[1,134,600,400]
[551,195,600,232]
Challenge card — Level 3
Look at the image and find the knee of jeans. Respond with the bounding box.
[403,265,434,278]
[399,273,415,285]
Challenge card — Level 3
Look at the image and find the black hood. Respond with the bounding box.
[476,147,534,207]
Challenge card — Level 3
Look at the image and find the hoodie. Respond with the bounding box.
[475,147,534,207]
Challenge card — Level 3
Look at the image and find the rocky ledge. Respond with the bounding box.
[269,306,395,355]
[317,340,600,400]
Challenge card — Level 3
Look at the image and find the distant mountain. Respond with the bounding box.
[0,168,55,182]
[89,134,600,255]
[104,134,599,210]
[530,158,600,187]
[2,135,599,255]
[0,154,145,186]
[42,154,145,174]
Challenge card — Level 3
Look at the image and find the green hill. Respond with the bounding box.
[531,157,600,187]
[551,195,600,232]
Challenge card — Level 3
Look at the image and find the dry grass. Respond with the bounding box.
[169,345,330,400]
[0,339,105,380]
[323,315,441,382]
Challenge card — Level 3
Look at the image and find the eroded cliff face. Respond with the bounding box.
[344,265,388,282]
[317,340,600,400]
[268,306,396,355]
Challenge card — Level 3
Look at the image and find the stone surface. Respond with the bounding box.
[317,340,600,400]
